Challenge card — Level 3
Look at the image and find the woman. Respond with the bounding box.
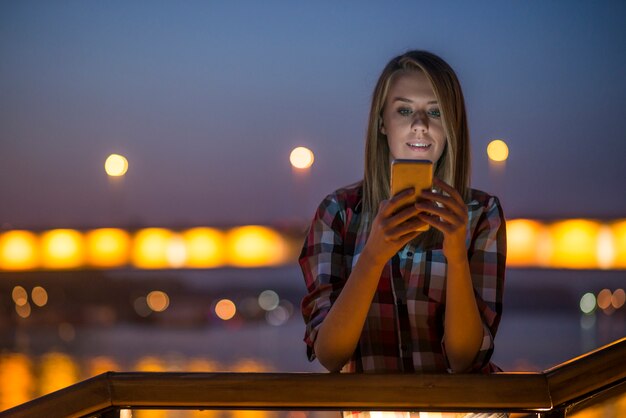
[299,50,506,380]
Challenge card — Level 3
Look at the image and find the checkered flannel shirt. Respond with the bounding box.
[299,181,506,373]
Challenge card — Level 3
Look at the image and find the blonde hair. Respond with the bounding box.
[362,50,471,247]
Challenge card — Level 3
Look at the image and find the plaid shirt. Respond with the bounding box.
[299,181,506,373]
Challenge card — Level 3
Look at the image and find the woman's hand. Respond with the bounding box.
[416,178,468,263]
[363,188,425,264]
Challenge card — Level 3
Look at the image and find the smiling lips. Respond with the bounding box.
[407,142,431,150]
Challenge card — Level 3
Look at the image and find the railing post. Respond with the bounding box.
[539,408,565,418]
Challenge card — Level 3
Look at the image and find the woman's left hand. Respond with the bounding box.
[415,177,468,263]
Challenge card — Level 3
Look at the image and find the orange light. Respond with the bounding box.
[88,356,120,376]
[549,220,601,269]
[31,286,48,307]
[40,229,84,269]
[487,139,509,162]
[506,219,544,267]
[12,286,28,306]
[132,228,175,269]
[215,299,236,320]
[85,228,131,268]
[182,227,226,268]
[612,289,625,309]
[611,220,626,268]
[0,353,34,410]
[39,352,79,396]
[0,230,39,270]
[147,291,169,312]
[226,226,287,267]
[597,289,612,310]
[135,356,165,372]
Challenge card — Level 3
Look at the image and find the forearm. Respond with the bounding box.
[314,249,386,372]
[443,257,484,372]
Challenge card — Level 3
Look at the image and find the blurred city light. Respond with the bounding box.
[487,139,509,162]
[15,302,31,319]
[147,291,170,312]
[258,290,279,311]
[215,299,237,320]
[0,353,34,410]
[612,220,626,268]
[226,226,288,267]
[134,297,152,317]
[549,220,600,269]
[31,286,48,307]
[597,289,612,310]
[0,230,38,270]
[12,286,28,306]
[182,227,226,268]
[506,219,545,267]
[132,228,174,269]
[104,153,129,177]
[39,352,78,396]
[40,229,84,269]
[289,146,315,169]
[165,235,187,268]
[612,289,625,309]
[85,228,131,268]
[579,292,596,314]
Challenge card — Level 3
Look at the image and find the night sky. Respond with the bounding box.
[1,1,625,230]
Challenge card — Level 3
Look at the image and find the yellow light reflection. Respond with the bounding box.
[147,290,169,312]
[31,286,48,307]
[611,220,626,268]
[85,228,131,268]
[597,289,612,310]
[39,352,79,396]
[487,139,509,162]
[215,299,236,320]
[549,220,601,269]
[15,302,32,319]
[226,226,287,267]
[612,289,625,309]
[506,219,544,267]
[134,357,167,418]
[289,146,315,169]
[105,153,129,177]
[88,356,120,376]
[182,227,226,268]
[40,229,84,269]
[132,228,175,269]
[0,230,38,270]
[0,353,34,411]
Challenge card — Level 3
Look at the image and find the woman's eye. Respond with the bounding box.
[427,108,441,118]
[398,108,413,116]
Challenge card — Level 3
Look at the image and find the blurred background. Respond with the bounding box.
[1,0,625,415]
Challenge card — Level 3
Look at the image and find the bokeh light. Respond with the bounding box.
[226,226,287,267]
[0,231,38,270]
[597,289,612,310]
[31,286,48,307]
[506,219,544,267]
[580,292,596,314]
[85,228,131,268]
[104,153,129,177]
[549,220,600,269]
[182,227,226,268]
[147,291,170,312]
[132,228,175,269]
[166,235,187,268]
[215,299,237,320]
[611,220,626,268]
[258,290,279,311]
[39,352,79,396]
[0,353,34,410]
[487,139,509,162]
[289,146,315,169]
[40,229,84,269]
[612,289,625,309]
[15,302,31,319]
[12,286,28,306]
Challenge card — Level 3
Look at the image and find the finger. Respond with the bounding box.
[418,192,466,220]
[432,178,465,206]
[416,203,466,228]
[418,213,455,235]
[380,188,416,216]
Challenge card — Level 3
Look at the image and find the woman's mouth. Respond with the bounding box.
[407,142,431,150]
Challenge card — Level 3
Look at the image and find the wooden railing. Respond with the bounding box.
[1,337,625,418]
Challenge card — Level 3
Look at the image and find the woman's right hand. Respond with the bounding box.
[363,187,425,265]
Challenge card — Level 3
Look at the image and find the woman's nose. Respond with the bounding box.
[411,113,428,133]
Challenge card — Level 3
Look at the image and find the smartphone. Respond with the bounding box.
[390,159,433,232]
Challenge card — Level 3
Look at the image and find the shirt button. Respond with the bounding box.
[407,252,414,257]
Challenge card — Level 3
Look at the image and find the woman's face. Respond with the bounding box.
[381,71,446,164]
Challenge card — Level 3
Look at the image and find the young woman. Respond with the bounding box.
[299,50,506,380]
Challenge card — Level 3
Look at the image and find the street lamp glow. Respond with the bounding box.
[487,140,509,162]
[105,154,129,177]
[290,147,314,169]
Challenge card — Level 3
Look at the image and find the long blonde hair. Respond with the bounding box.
[362,50,471,247]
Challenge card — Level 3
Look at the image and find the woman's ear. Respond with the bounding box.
[379,118,386,135]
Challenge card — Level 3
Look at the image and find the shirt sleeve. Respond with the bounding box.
[299,193,347,362]
[459,195,507,372]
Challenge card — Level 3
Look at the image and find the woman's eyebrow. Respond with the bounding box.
[391,97,438,105]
